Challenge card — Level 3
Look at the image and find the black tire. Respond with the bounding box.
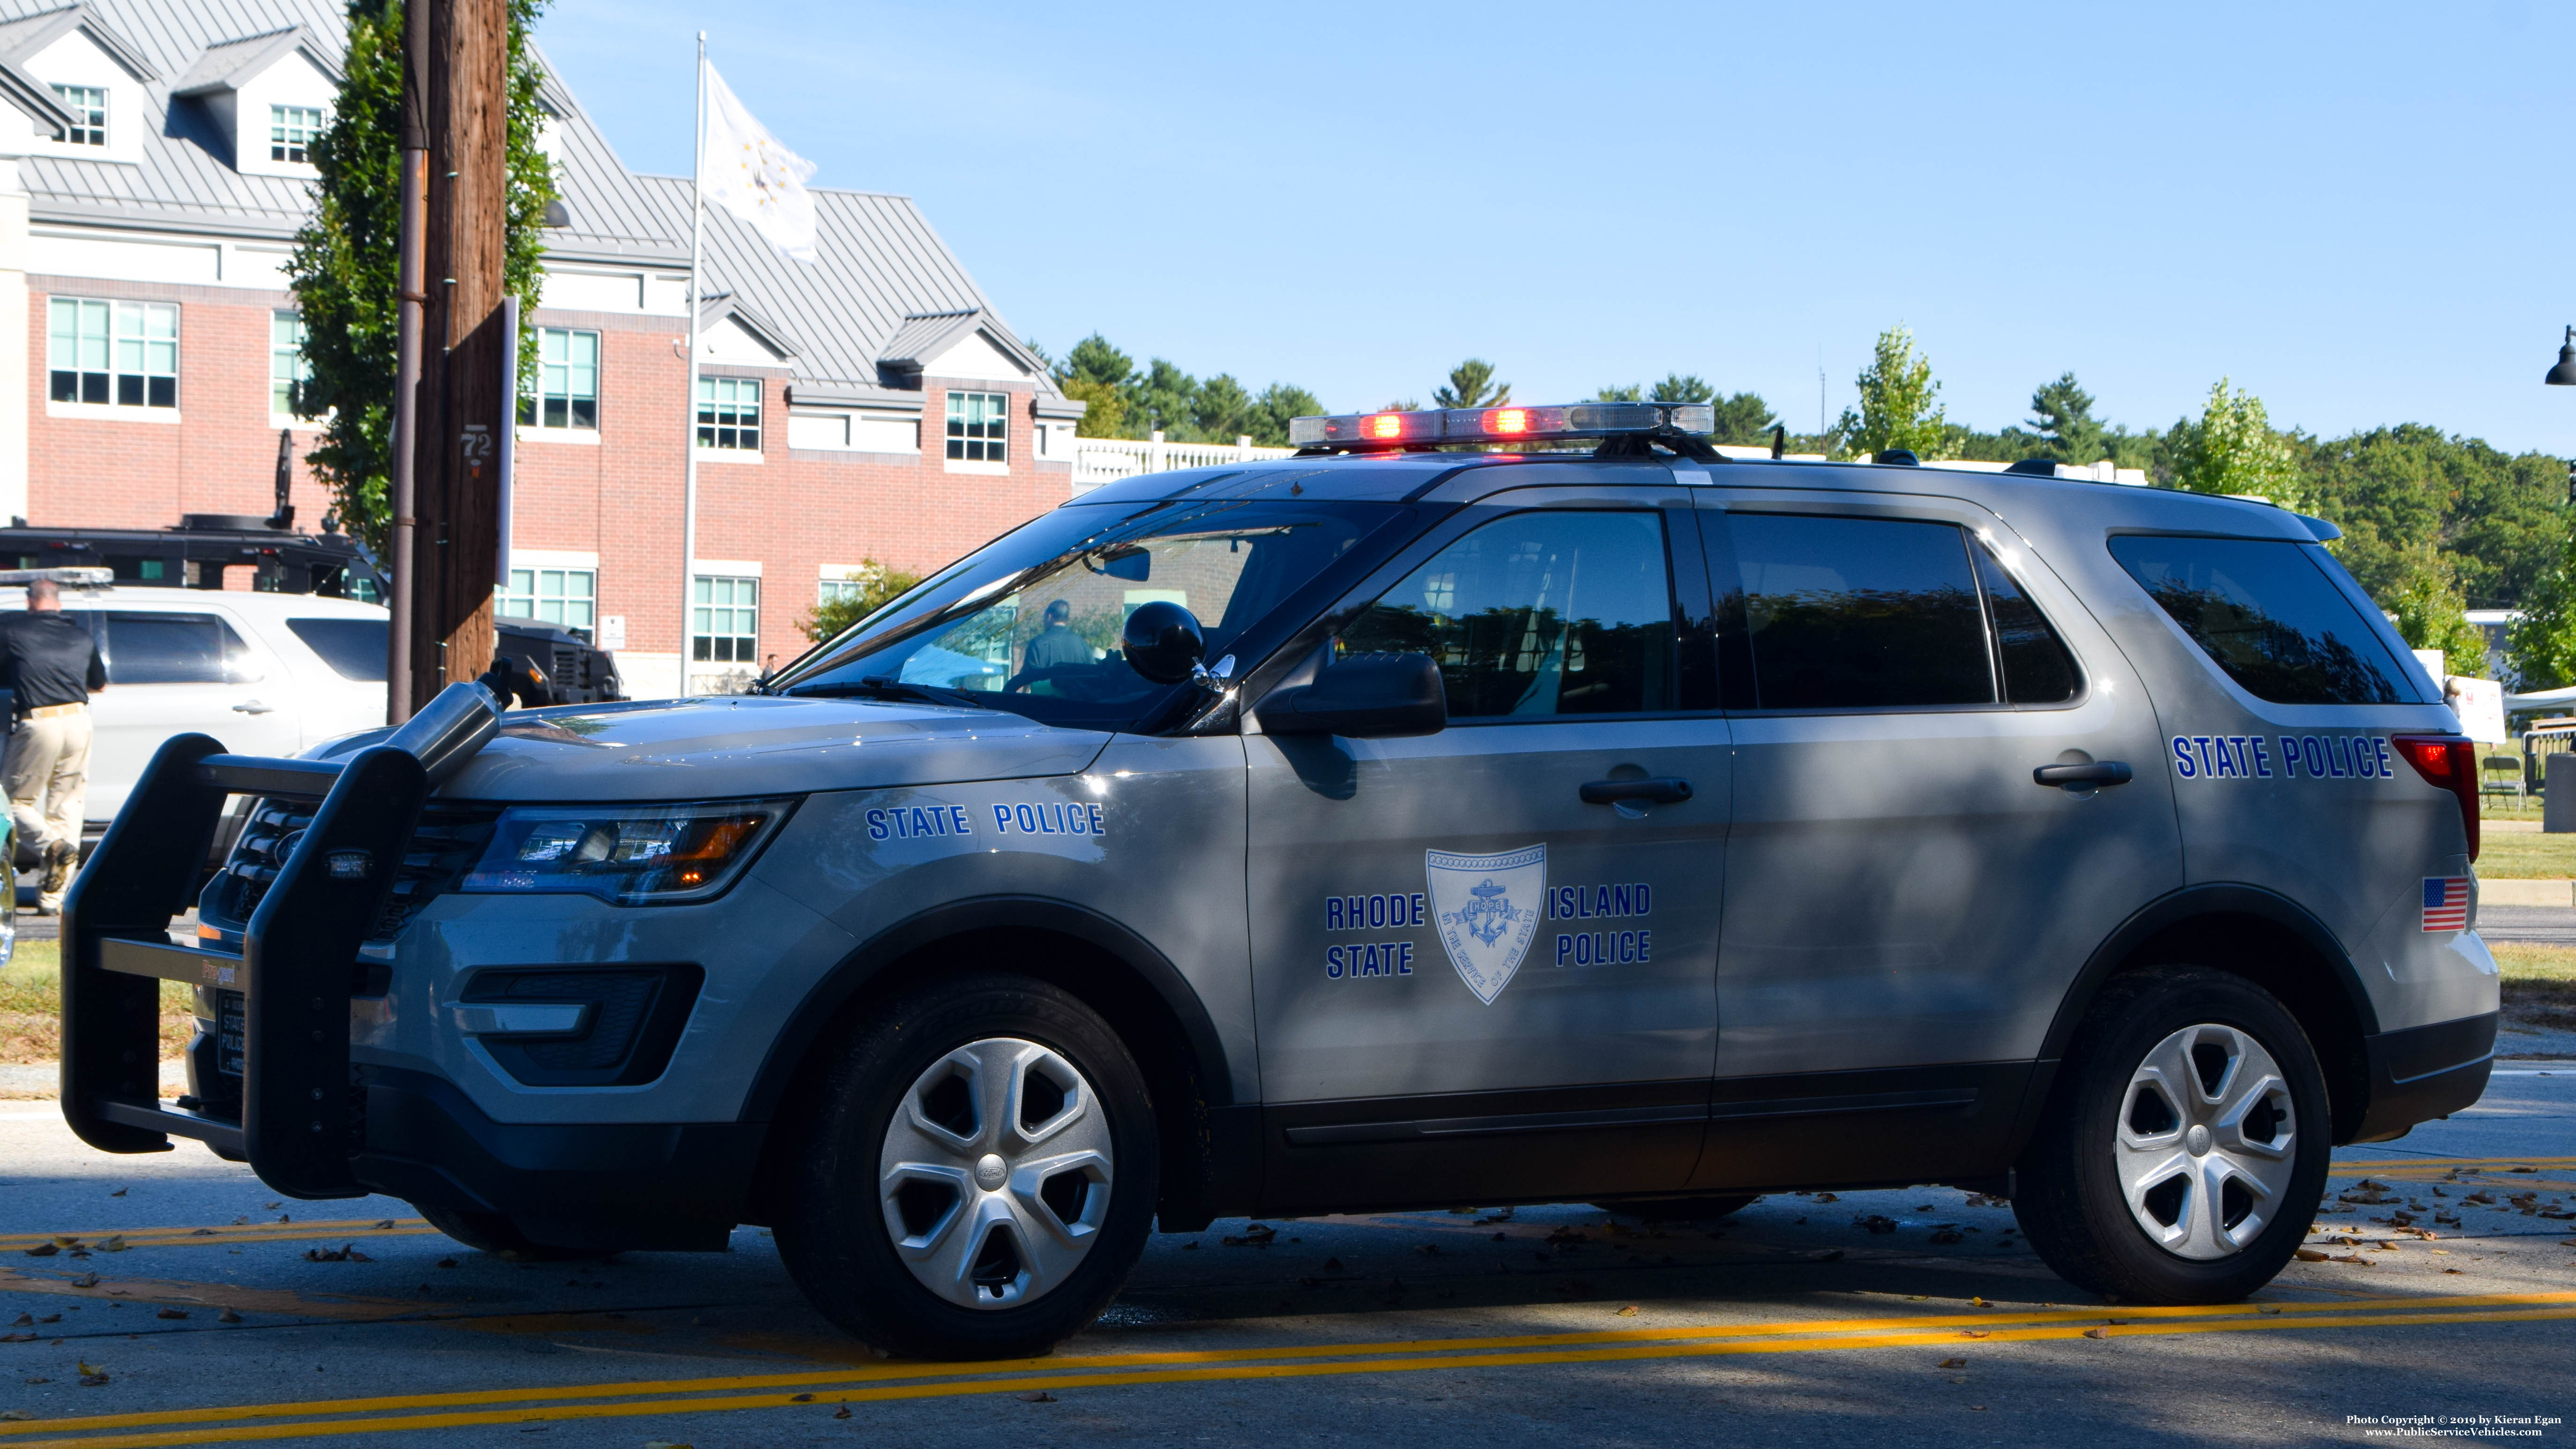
[1592,1195,1760,1222]
[775,971,1158,1360]
[2013,966,2330,1304]
[414,1203,599,1262]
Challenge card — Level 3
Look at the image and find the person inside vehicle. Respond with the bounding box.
[1,579,107,914]
[1022,598,1092,672]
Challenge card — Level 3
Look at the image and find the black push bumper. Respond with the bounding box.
[2351,1011,2497,1144]
[62,734,433,1195]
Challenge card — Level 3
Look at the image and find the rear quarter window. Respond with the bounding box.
[2108,535,2412,705]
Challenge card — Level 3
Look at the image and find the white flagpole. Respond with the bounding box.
[678,31,706,698]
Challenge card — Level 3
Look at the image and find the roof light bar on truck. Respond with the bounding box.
[1288,402,1718,453]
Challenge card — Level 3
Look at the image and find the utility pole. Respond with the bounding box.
[386,0,430,723]
[405,0,511,713]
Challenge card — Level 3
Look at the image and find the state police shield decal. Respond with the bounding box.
[1426,845,1546,1005]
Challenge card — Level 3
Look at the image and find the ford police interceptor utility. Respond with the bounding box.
[60,401,2497,1360]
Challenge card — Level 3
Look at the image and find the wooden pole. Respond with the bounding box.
[408,0,509,712]
[386,0,429,724]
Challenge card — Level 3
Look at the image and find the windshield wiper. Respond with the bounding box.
[783,675,989,709]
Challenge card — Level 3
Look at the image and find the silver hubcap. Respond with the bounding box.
[877,1037,1113,1310]
[2116,1022,2298,1260]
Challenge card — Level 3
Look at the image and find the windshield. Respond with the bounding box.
[770,499,1413,730]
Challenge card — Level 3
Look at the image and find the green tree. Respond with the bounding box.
[2302,425,2567,610]
[1433,359,1509,410]
[1249,383,1322,447]
[1191,373,1254,440]
[2029,372,2105,463]
[802,560,926,642]
[288,0,556,554]
[2170,379,2304,509]
[1709,392,1776,445]
[1649,373,1714,404]
[1591,383,1644,403]
[1837,324,1947,459]
[2384,545,2492,679]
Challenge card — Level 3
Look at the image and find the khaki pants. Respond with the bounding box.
[4,709,90,911]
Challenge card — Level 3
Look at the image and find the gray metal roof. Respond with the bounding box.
[0,0,1057,407]
[631,172,1063,399]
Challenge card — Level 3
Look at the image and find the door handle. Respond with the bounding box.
[231,701,276,715]
[2033,761,2132,789]
[1580,777,1693,806]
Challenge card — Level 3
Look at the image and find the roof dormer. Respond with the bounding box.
[0,3,156,166]
[172,24,340,179]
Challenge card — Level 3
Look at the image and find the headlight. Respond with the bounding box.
[459,799,797,904]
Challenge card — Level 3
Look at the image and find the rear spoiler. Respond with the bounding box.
[60,683,501,1195]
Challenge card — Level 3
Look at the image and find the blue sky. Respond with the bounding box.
[540,0,2576,454]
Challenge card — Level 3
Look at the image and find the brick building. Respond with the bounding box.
[0,0,1086,695]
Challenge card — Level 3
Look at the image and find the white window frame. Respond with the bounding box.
[52,84,105,146]
[945,390,1007,465]
[270,310,315,423]
[696,376,762,453]
[47,297,178,416]
[691,574,760,664]
[517,327,599,434]
[269,104,323,164]
[500,565,598,637]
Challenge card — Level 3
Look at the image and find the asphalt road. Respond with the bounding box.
[2,1067,2571,1449]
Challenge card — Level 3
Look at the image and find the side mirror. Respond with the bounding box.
[1256,651,1446,739]
[1121,600,1205,685]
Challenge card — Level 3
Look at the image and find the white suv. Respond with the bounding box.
[0,586,389,831]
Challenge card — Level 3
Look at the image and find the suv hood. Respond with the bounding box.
[414,696,1111,802]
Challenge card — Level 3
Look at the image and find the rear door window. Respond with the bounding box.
[286,617,388,681]
[1724,514,1992,709]
[2107,536,2410,705]
[101,612,259,684]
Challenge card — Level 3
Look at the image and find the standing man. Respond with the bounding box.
[1022,598,1091,673]
[0,579,106,914]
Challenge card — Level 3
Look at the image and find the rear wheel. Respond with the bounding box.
[2013,966,2329,1304]
[775,971,1157,1360]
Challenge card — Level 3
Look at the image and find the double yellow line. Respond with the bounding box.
[0,1223,436,1255]
[6,1291,2571,1449]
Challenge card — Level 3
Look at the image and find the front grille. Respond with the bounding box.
[200,798,501,941]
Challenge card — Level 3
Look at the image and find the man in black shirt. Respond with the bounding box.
[1,579,107,912]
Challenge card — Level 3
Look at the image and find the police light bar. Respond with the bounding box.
[1290,402,1716,451]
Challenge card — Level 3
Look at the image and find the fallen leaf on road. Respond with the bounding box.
[1854,1215,1899,1234]
[98,1237,126,1254]
[1939,1358,1966,1368]
[1221,1224,1277,1248]
[435,1258,457,1269]
[1322,1257,1344,1272]
[2257,1306,2282,1315]
[154,1309,186,1321]
[1019,1392,1057,1403]
[1814,1249,1845,1262]
[2294,1249,2330,1262]
[109,1189,125,1199]
[789,1393,813,1402]
[20,1246,55,1259]
[1615,1305,1639,1316]
[67,1274,97,1289]
[7,1315,25,1328]
[0,1410,32,1421]
[217,1309,240,1324]
[2082,1327,2111,1340]
[374,1221,395,1231]
[0,1335,32,1344]
[1958,1330,1991,1338]
[262,1203,279,1210]
[1971,1296,1988,1307]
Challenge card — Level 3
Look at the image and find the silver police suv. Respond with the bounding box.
[62,402,2496,1359]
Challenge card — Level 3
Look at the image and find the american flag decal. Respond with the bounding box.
[2421,877,2470,932]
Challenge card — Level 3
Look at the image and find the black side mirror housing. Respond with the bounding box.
[1256,651,1446,738]
[1121,600,1205,685]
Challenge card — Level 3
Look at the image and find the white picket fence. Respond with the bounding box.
[1070,431,1298,493]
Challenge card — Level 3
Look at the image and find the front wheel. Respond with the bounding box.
[775,971,1158,1360]
[2012,966,2330,1304]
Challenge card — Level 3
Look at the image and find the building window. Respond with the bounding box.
[52,85,104,146]
[269,104,323,163]
[48,298,177,409]
[271,312,313,418]
[818,574,866,605]
[697,377,761,450]
[517,328,598,430]
[946,390,1007,463]
[692,575,758,662]
[501,567,597,635]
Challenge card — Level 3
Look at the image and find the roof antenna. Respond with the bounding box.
[1770,423,1785,460]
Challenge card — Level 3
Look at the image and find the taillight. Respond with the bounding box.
[2391,734,2479,862]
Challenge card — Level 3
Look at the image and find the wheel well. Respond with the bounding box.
[2093,912,2372,1143]
[745,926,1218,1226]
